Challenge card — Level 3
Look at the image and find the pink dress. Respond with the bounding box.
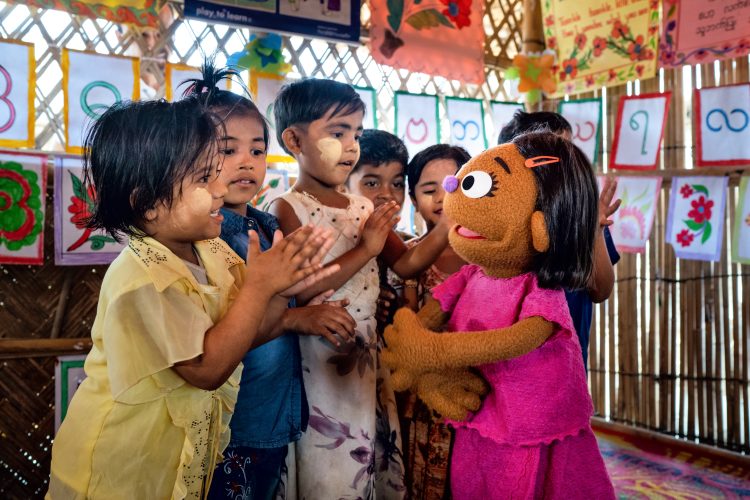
[432,266,615,499]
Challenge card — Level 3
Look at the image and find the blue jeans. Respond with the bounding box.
[207,445,287,500]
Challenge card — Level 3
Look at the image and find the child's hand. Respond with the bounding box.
[279,227,338,298]
[599,177,622,227]
[375,285,401,330]
[359,201,401,258]
[282,290,356,346]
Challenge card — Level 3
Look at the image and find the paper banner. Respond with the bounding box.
[666,176,728,262]
[63,50,140,154]
[660,0,750,68]
[0,40,35,149]
[354,86,378,129]
[694,83,750,167]
[395,92,439,158]
[491,101,524,145]
[5,0,160,27]
[54,156,126,265]
[611,92,671,171]
[559,98,601,164]
[445,97,487,157]
[605,176,661,254]
[369,0,485,84]
[250,168,289,211]
[732,177,750,264]
[0,151,47,265]
[249,72,293,163]
[542,0,659,96]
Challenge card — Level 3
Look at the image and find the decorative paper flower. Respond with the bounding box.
[440,0,472,29]
[680,184,694,198]
[228,33,291,76]
[593,37,607,57]
[0,161,43,251]
[508,52,556,104]
[676,229,694,247]
[688,195,713,224]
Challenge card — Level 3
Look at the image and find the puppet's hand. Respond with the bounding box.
[382,308,440,385]
[416,368,489,422]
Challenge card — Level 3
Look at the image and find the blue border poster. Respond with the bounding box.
[185,0,361,43]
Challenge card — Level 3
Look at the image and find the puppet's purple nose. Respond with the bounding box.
[443,175,459,193]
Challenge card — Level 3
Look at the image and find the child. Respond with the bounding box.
[269,78,450,499]
[181,65,357,500]
[499,110,621,370]
[47,99,337,499]
[398,144,470,500]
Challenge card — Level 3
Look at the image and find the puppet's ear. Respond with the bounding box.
[531,211,549,253]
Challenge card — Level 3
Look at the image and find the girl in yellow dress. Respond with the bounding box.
[47,98,340,499]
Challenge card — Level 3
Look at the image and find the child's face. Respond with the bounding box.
[413,158,459,228]
[219,113,268,214]
[347,161,406,209]
[291,109,364,187]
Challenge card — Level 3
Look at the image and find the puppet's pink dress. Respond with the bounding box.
[431,266,615,500]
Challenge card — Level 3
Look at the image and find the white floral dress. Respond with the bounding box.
[278,190,405,500]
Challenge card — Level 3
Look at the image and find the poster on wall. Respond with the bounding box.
[445,97,487,157]
[732,177,750,264]
[395,92,439,158]
[55,355,87,432]
[694,83,750,167]
[559,98,601,164]
[666,176,729,262]
[491,101,524,144]
[62,50,140,154]
[54,156,126,265]
[250,168,289,211]
[542,0,659,96]
[0,151,47,265]
[611,93,671,170]
[184,0,360,43]
[0,40,35,149]
[605,176,661,254]
[369,0,485,83]
[354,86,378,129]
[249,72,293,163]
[660,0,750,68]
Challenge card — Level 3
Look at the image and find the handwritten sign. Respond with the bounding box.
[353,86,378,129]
[661,0,750,68]
[559,98,601,164]
[611,93,671,171]
[395,92,439,158]
[695,83,750,167]
[542,0,659,96]
[0,40,35,148]
[491,101,525,144]
[249,72,294,163]
[446,97,487,157]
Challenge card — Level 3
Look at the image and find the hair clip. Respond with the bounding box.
[524,156,560,168]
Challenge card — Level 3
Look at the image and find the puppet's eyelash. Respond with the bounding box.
[484,172,499,198]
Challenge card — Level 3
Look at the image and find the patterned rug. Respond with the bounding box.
[596,430,750,499]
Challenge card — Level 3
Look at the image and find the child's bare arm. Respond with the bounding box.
[383,218,451,279]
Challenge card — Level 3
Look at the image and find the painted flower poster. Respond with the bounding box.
[250,169,289,212]
[369,0,485,83]
[732,177,750,265]
[542,0,659,96]
[0,151,47,265]
[666,176,729,262]
[607,176,661,254]
[54,156,125,265]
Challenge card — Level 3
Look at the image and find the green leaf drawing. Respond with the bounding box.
[69,171,85,201]
[621,187,629,205]
[684,219,704,231]
[667,3,676,18]
[269,178,280,188]
[701,222,712,243]
[692,184,709,196]
[640,202,651,213]
[255,194,267,207]
[387,0,405,33]
[89,234,116,251]
[405,9,454,30]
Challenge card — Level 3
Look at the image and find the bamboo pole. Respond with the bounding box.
[0,338,92,360]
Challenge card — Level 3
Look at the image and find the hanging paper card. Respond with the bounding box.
[694,83,750,167]
[370,0,485,84]
[395,92,439,158]
[5,0,161,28]
[666,176,728,262]
[611,93,671,171]
[660,0,750,68]
[559,98,601,164]
[542,0,659,96]
[732,177,750,264]
[250,169,289,211]
[63,50,140,154]
[249,72,293,163]
[54,156,126,265]
[607,176,661,254]
[491,101,524,144]
[445,97,487,157]
[0,152,47,265]
[0,40,35,149]
[354,86,378,129]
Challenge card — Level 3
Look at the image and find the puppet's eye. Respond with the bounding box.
[460,171,495,198]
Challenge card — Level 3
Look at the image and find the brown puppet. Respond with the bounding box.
[383,132,615,499]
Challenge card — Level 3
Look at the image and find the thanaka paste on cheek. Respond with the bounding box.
[316,137,343,167]
[170,187,213,231]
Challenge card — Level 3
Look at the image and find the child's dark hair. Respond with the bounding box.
[82,99,221,240]
[351,129,408,176]
[181,60,269,145]
[273,78,365,154]
[513,132,597,290]
[406,144,471,198]
[498,110,572,144]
